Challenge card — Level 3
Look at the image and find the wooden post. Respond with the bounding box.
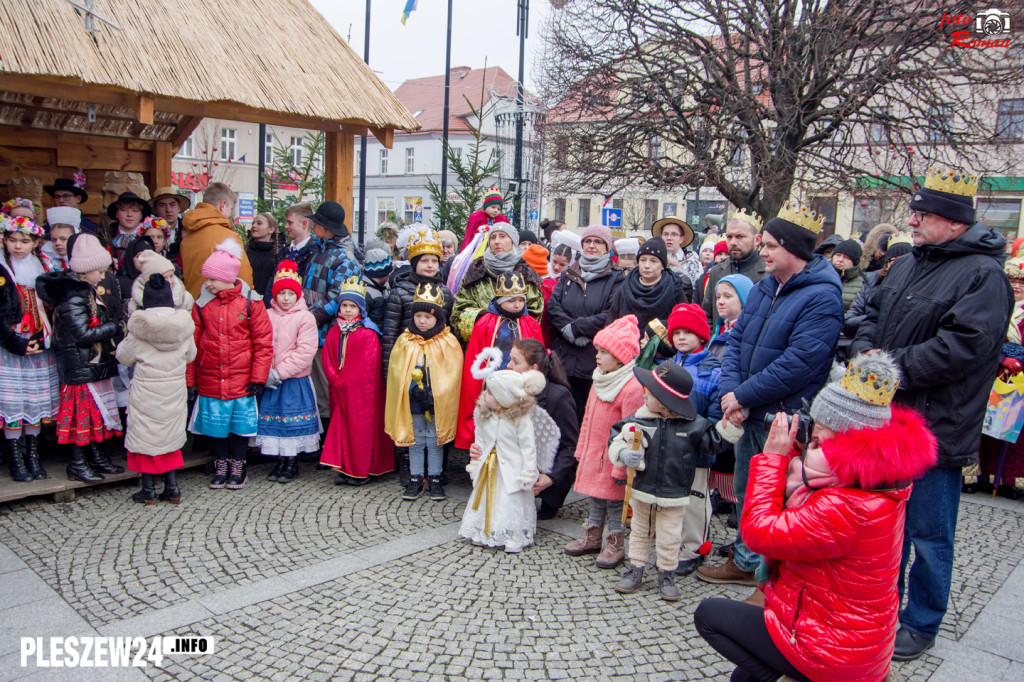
[151,141,172,190]
[324,130,354,225]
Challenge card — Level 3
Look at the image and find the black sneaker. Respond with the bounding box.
[676,555,705,576]
[428,476,446,501]
[403,477,423,501]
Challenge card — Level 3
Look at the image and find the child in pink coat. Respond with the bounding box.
[565,315,645,569]
[254,261,322,482]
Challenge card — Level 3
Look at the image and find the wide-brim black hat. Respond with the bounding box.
[44,178,88,204]
[307,201,349,237]
[107,192,152,221]
[633,363,697,420]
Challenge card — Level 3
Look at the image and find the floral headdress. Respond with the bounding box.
[2,215,44,238]
[1,198,34,216]
[137,216,171,239]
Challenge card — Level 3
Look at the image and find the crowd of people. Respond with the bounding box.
[0,166,1016,680]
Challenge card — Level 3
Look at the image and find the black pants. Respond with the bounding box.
[567,375,592,424]
[693,598,810,682]
[209,433,248,461]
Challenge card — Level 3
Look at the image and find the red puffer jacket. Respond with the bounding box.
[186,283,273,400]
[742,406,937,682]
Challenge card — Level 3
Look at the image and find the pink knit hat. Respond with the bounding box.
[69,233,112,273]
[201,238,243,283]
[581,224,614,252]
[593,314,641,364]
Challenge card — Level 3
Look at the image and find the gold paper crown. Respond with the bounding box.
[1005,256,1024,279]
[734,208,764,231]
[495,272,528,297]
[923,167,979,198]
[413,282,445,307]
[888,233,913,247]
[274,261,302,285]
[338,276,366,297]
[839,362,899,406]
[776,200,824,234]
[406,228,443,260]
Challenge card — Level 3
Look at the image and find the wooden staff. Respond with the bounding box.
[621,428,644,525]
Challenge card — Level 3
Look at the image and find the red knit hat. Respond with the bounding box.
[593,315,641,365]
[713,240,729,258]
[668,303,710,344]
[272,260,303,299]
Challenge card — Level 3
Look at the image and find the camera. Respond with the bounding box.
[976,9,1010,36]
[763,400,815,445]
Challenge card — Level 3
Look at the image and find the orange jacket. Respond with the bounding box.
[179,203,253,299]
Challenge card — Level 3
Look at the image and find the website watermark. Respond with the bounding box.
[20,636,216,669]
[939,8,1013,49]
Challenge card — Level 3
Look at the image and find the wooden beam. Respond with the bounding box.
[170,116,202,151]
[369,126,394,149]
[134,96,155,125]
[151,141,172,189]
[0,74,139,110]
[324,131,354,231]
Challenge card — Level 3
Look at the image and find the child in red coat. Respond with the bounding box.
[455,272,544,450]
[321,277,392,485]
[187,239,273,491]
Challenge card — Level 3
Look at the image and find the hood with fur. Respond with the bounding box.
[821,405,937,491]
[126,308,195,351]
[36,270,90,306]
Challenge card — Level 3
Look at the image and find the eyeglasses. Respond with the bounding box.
[53,192,77,200]
[909,210,929,222]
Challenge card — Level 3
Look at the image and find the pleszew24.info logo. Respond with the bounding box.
[940,8,1013,48]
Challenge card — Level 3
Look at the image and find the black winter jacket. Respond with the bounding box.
[535,382,580,509]
[546,262,624,379]
[246,239,278,297]
[851,223,1012,467]
[609,406,732,504]
[0,270,31,356]
[607,268,691,335]
[843,270,880,339]
[381,269,453,375]
[37,271,123,385]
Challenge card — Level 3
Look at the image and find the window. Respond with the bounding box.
[405,147,415,174]
[553,198,566,222]
[867,110,888,144]
[644,200,659,228]
[452,147,463,160]
[810,196,838,239]
[376,197,396,225]
[928,105,954,143]
[220,128,236,161]
[264,133,273,163]
[978,198,1022,240]
[648,136,662,160]
[578,198,591,227]
[612,198,623,210]
[729,145,746,166]
[379,149,389,175]
[355,150,362,171]
[852,196,897,238]
[289,136,303,166]
[403,197,423,224]
[177,135,194,158]
[996,99,1024,140]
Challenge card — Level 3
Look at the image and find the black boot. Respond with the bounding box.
[428,475,446,501]
[277,457,298,483]
[85,442,125,474]
[225,458,248,489]
[396,447,411,487]
[209,459,229,489]
[132,473,157,504]
[23,435,47,480]
[67,444,104,483]
[267,458,285,482]
[159,470,181,503]
[5,437,32,483]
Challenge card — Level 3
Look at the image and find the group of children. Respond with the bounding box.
[2,191,764,599]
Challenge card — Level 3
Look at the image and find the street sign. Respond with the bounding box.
[529,209,538,221]
[601,208,622,228]
[237,192,255,225]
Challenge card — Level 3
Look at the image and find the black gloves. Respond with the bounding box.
[410,385,434,411]
[248,382,265,400]
[187,386,198,405]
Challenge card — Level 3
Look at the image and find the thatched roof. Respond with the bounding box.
[0,0,419,137]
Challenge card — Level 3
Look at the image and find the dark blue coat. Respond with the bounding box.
[718,256,843,421]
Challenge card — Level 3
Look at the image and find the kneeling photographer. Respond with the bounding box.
[695,353,937,682]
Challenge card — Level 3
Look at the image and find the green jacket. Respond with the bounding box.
[451,258,544,342]
[839,266,864,312]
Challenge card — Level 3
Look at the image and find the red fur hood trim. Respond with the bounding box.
[821,405,937,490]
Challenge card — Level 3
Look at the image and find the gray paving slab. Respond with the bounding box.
[0,600,98,657]
[96,602,216,639]
[929,637,1012,681]
[0,569,63,611]
[0,544,24,576]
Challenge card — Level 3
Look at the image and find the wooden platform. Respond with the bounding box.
[0,452,211,504]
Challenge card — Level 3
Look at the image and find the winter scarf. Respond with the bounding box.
[621,268,680,321]
[483,248,521,278]
[784,446,839,508]
[592,359,637,402]
[579,254,611,282]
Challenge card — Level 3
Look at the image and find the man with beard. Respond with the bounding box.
[701,210,766,330]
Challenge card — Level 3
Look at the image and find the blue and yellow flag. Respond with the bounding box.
[401,0,418,24]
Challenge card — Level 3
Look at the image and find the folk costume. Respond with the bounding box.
[321,277,393,483]
[0,215,59,482]
[455,273,544,450]
[384,283,463,499]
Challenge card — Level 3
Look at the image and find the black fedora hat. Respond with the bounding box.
[633,362,696,420]
[44,178,88,204]
[107,192,152,221]
[306,201,349,237]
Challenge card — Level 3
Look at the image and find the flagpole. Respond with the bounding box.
[512,0,528,232]
[440,0,453,231]
[358,0,371,245]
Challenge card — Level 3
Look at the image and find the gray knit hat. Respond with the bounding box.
[488,221,520,247]
[810,352,901,432]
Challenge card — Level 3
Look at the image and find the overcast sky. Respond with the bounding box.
[309,0,553,92]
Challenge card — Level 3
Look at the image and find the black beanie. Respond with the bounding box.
[910,187,975,224]
[763,218,816,262]
[410,299,446,325]
[518,230,538,244]
[142,273,174,309]
[833,239,863,264]
[637,236,668,268]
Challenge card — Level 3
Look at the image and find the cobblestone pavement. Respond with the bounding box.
[0,454,1022,680]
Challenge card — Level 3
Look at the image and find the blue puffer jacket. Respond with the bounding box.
[718,256,843,421]
[671,347,722,467]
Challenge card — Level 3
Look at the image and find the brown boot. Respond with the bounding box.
[744,587,765,607]
[695,557,756,586]
[595,531,625,569]
[564,524,603,556]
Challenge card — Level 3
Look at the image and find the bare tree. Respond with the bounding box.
[540,0,1024,218]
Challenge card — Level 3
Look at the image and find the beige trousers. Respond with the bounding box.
[627,500,686,572]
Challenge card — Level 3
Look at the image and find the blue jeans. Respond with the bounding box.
[410,414,443,478]
[731,422,768,573]
[899,466,961,639]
